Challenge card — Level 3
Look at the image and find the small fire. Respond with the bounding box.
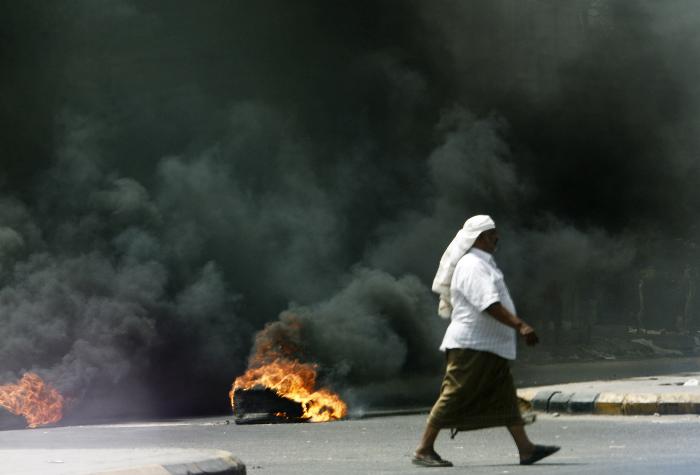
[0,372,64,428]
[230,315,347,422]
[231,358,347,422]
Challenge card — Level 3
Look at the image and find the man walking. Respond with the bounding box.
[413,215,560,467]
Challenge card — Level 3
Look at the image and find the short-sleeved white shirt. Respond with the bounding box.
[439,248,517,360]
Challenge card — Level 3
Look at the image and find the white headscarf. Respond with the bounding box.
[431,215,496,319]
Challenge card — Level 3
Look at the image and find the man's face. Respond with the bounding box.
[480,228,500,253]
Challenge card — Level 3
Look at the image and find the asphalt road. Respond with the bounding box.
[2,412,700,474]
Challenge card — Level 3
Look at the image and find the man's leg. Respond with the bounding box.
[507,424,535,460]
[415,423,441,457]
[413,423,453,467]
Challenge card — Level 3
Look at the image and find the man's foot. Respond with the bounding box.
[412,451,453,467]
[519,445,560,465]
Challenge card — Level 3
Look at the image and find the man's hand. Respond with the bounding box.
[485,303,540,346]
[518,323,539,346]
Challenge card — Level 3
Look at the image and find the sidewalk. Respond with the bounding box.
[1,448,246,475]
[517,371,700,416]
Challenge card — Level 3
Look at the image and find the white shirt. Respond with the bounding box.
[439,248,517,360]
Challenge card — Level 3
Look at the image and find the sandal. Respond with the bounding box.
[520,445,560,465]
[412,452,454,467]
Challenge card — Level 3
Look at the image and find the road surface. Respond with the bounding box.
[2,412,700,474]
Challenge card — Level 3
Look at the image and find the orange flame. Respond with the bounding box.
[229,315,347,422]
[0,372,64,428]
[230,359,347,422]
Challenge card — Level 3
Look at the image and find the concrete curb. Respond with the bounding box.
[518,389,700,416]
[90,450,246,475]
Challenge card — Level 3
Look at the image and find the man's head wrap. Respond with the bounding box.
[431,215,496,319]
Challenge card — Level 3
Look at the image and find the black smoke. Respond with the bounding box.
[1,0,699,418]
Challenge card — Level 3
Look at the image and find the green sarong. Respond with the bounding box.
[427,348,524,433]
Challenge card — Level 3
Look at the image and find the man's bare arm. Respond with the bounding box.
[484,302,539,346]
